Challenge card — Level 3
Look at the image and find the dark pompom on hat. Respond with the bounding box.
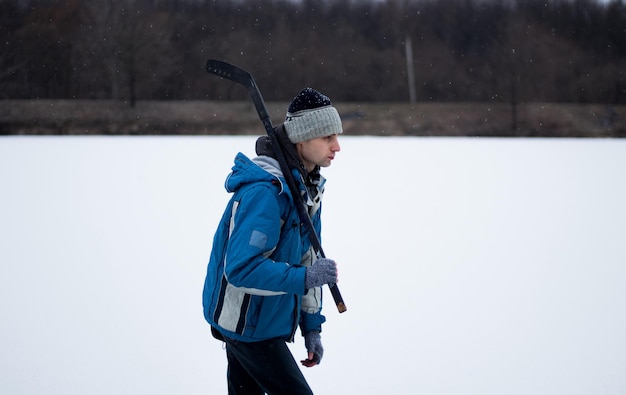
[284,88,343,143]
[287,87,332,113]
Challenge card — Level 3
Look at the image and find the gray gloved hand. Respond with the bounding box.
[304,258,337,289]
[301,330,323,367]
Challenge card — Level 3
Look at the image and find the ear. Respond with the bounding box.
[295,141,304,157]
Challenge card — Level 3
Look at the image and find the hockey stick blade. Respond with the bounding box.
[206,59,271,130]
[206,59,254,92]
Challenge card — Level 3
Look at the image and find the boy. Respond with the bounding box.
[203,87,342,394]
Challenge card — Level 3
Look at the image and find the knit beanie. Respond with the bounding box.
[283,88,343,143]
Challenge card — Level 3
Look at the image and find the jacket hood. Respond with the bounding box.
[225,152,286,195]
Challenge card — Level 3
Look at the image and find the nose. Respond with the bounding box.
[331,135,341,152]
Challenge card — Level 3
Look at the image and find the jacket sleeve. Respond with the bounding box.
[301,309,326,334]
[223,184,306,296]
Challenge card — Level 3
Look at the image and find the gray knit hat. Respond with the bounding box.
[283,88,343,143]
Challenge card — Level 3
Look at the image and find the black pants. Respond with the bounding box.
[224,336,313,395]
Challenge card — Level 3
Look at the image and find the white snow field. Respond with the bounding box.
[1,135,625,394]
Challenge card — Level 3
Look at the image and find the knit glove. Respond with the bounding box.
[304,258,337,289]
[301,330,323,367]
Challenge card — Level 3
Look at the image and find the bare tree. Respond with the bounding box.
[1,0,624,103]
[81,0,180,106]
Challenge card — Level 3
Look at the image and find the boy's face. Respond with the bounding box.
[296,134,341,172]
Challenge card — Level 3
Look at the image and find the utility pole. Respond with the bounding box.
[405,34,417,104]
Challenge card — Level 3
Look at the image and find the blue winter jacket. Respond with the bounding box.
[203,152,326,342]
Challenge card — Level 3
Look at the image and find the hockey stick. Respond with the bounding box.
[206,59,347,313]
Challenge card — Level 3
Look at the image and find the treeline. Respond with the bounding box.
[1,0,625,105]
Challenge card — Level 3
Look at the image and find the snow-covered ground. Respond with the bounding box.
[1,136,625,394]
